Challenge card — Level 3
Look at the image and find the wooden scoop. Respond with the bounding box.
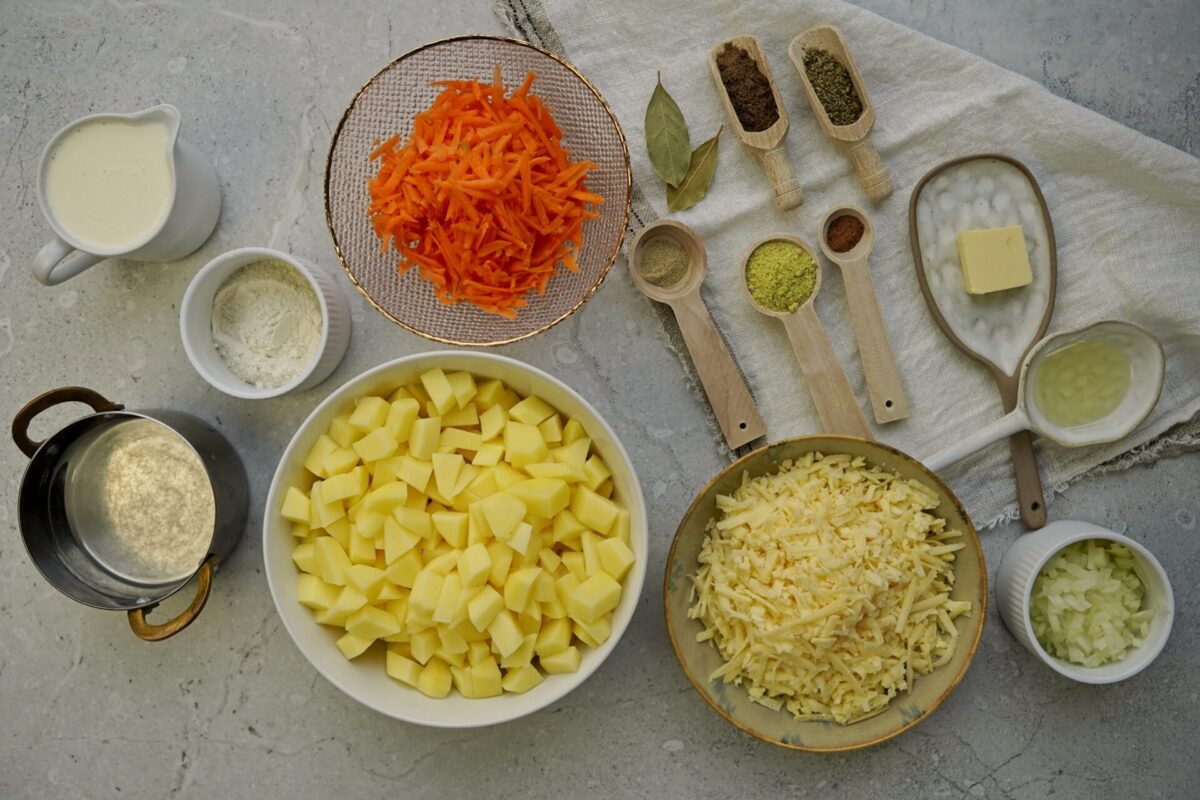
[629,220,767,449]
[817,204,909,423]
[742,234,871,439]
[788,26,892,203]
[709,36,804,211]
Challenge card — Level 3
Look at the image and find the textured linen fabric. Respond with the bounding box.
[495,0,1200,527]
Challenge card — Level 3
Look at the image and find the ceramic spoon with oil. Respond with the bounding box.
[818,204,908,423]
[742,234,872,439]
[629,220,767,449]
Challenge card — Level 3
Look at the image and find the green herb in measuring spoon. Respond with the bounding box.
[802,48,863,127]
[638,237,690,288]
[746,240,817,312]
[667,127,722,212]
[645,73,692,187]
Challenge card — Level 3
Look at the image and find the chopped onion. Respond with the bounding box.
[1030,539,1154,668]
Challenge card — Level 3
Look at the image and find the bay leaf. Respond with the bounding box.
[667,127,722,212]
[645,73,691,188]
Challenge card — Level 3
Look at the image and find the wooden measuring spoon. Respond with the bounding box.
[788,26,892,203]
[818,205,909,423]
[629,220,767,449]
[742,235,871,439]
[709,36,804,211]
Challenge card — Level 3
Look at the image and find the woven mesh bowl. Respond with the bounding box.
[325,36,632,346]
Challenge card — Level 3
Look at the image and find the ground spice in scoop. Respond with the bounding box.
[826,214,865,252]
[639,236,690,287]
[716,43,779,132]
[746,240,817,312]
[802,48,863,126]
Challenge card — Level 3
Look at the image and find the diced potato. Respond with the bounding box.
[349,396,390,432]
[291,521,311,540]
[479,404,507,442]
[397,455,433,493]
[417,659,453,698]
[354,428,399,462]
[432,452,464,500]
[393,506,433,539]
[314,537,352,585]
[404,381,431,405]
[533,570,556,604]
[384,517,421,563]
[474,378,506,407]
[321,472,361,503]
[410,569,445,616]
[552,437,590,469]
[552,509,588,545]
[437,623,469,655]
[537,415,563,444]
[539,646,581,675]
[561,418,586,445]
[509,395,555,427]
[541,598,567,619]
[304,434,338,478]
[479,493,526,540]
[323,446,360,477]
[471,656,503,698]
[535,618,572,657]
[487,610,524,658]
[507,522,533,556]
[362,482,408,517]
[420,368,458,415]
[409,416,442,460]
[280,486,311,522]
[555,573,581,607]
[493,463,527,490]
[583,455,612,492]
[423,550,458,577]
[324,517,350,549]
[328,585,369,621]
[597,537,635,581]
[581,530,602,576]
[328,414,360,449]
[568,573,622,624]
[445,371,477,408]
[377,582,406,601]
[504,566,542,613]
[310,484,346,530]
[348,531,377,565]
[468,585,504,631]
[503,422,548,468]
[518,604,542,633]
[296,574,339,610]
[432,572,463,624]
[468,640,491,667]
[561,552,586,581]
[451,464,479,501]
[386,549,424,588]
[502,665,544,694]
[425,510,465,550]
[347,605,401,639]
[595,480,614,499]
[440,428,483,453]
[450,665,475,697]
[500,632,537,669]
[524,462,584,483]
[570,486,619,535]
[486,542,514,588]
[507,478,571,518]
[458,543,492,588]
[471,442,504,467]
[538,548,563,574]
[574,614,612,646]
[336,632,374,660]
[611,508,631,545]
[345,564,386,599]
[292,542,317,574]
[409,629,440,664]
[386,649,422,687]
[385,398,421,442]
[441,403,478,428]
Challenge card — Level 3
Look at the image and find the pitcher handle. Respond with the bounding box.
[128,557,216,641]
[33,236,104,286]
[11,386,124,457]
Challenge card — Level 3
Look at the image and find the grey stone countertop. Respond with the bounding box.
[1,1,1196,798]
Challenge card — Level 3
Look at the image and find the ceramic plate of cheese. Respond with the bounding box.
[663,437,986,751]
[909,155,1057,378]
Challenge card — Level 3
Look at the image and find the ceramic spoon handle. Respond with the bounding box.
[781,306,872,439]
[924,409,1029,472]
[839,256,909,423]
[670,291,767,448]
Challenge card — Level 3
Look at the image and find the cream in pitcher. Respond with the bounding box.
[33,104,220,286]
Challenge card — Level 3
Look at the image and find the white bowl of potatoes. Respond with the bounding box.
[263,351,647,727]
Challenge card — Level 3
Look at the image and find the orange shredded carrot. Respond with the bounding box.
[367,70,602,318]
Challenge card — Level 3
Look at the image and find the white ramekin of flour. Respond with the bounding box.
[181,247,351,399]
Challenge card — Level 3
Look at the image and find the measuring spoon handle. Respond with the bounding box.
[782,306,872,439]
[839,256,909,423]
[671,291,767,448]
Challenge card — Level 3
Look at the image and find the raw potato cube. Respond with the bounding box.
[385,398,421,442]
[393,506,433,539]
[533,570,556,604]
[507,479,571,518]
[345,564,386,598]
[324,518,350,550]
[581,531,602,576]
[354,428,399,462]
[409,416,442,460]
[450,665,475,698]
[518,604,542,633]
[524,462,584,483]
[441,403,479,428]
[582,456,611,492]
[386,549,424,588]
[291,521,311,540]
[349,396,390,431]
[552,509,588,544]
[507,522,533,556]
[323,446,360,477]
[358,510,387,542]
[432,453,464,500]
[424,550,458,576]
[310,485,346,530]
[539,646,581,675]
[292,542,317,574]
[432,510,469,549]
[458,543,492,587]
[504,566,543,613]
[386,650,422,687]
[410,569,446,616]
[493,464,527,490]
[468,585,504,631]
[296,574,339,610]
[304,434,338,478]
[537,415,563,445]
[314,537,352,585]
[561,418,586,445]
[363,482,408,516]
[542,599,568,619]
[347,605,401,639]
[552,437,590,469]
[568,573,622,624]
[475,379,507,408]
[570,486,619,534]
[486,542,514,588]
[397,456,433,493]
[410,629,440,664]
[348,528,379,565]
[419,368,457,415]
[539,548,562,574]
[597,537,635,581]
[502,665,544,694]
[336,632,374,660]
[328,414,360,448]
[384,517,421,563]
[509,395,555,426]
[500,633,537,669]
[432,572,463,624]
[574,614,612,646]
[503,422,548,468]
[328,585,369,621]
[468,640,492,667]
[487,610,524,658]
[417,659,452,698]
[535,618,572,657]
[280,487,310,522]
[612,509,631,545]
[479,493,526,540]
[440,428,483,453]
[437,623,469,655]
[561,552,586,581]
[446,371,477,408]
[377,582,406,601]
[321,472,361,503]
[479,404,507,442]
[472,442,504,467]
[471,657,503,698]
[404,381,431,405]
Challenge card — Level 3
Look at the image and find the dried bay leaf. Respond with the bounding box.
[645,73,691,188]
[667,127,722,212]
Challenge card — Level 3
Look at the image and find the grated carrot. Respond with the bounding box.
[367,70,602,318]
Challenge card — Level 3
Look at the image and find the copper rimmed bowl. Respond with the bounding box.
[325,36,632,346]
[664,436,987,751]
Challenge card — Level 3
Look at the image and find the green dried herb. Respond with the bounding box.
[666,127,722,212]
[645,73,692,188]
[802,48,863,126]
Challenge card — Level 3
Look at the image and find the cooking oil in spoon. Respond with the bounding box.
[1032,339,1131,428]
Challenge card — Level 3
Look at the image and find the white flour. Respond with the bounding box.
[211,260,322,388]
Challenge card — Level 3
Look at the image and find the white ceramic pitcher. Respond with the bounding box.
[33,104,221,286]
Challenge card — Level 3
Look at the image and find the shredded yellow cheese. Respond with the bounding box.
[688,453,971,724]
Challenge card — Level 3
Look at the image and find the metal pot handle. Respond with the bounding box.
[128,557,216,642]
[11,386,124,458]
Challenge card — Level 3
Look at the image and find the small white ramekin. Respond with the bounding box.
[181,246,351,399]
[995,519,1174,684]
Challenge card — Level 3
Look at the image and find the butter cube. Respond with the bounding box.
[957,225,1033,294]
[508,478,571,518]
[571,486,619,535]
[479,404,507,442]
[384,398,421,442]
[597,537,635,581]
[353,428,399,462]
[303,434,338,478]
[416,659,452,698]
[386,650,422,687]
[539,646,581,675]
[487,610,524,658]
[280,487,310,523]
[385,549,423,588]
[501,665,544,694]
[509,395,555,426]
[503,422,548,468]
[336,632,374,660]
[468,585,504,631]
[568,573,622,624]
[409,416,442,461]
[535,618,572,657]
[458,542,493,587]
[347,605,401,639]
[296,574,339,610]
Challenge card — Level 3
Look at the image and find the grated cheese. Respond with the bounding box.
[688,453,971,725]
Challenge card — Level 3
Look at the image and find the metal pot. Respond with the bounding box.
[13,386,248,641]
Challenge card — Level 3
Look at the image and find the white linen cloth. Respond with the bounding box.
[495,0,1200,527]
